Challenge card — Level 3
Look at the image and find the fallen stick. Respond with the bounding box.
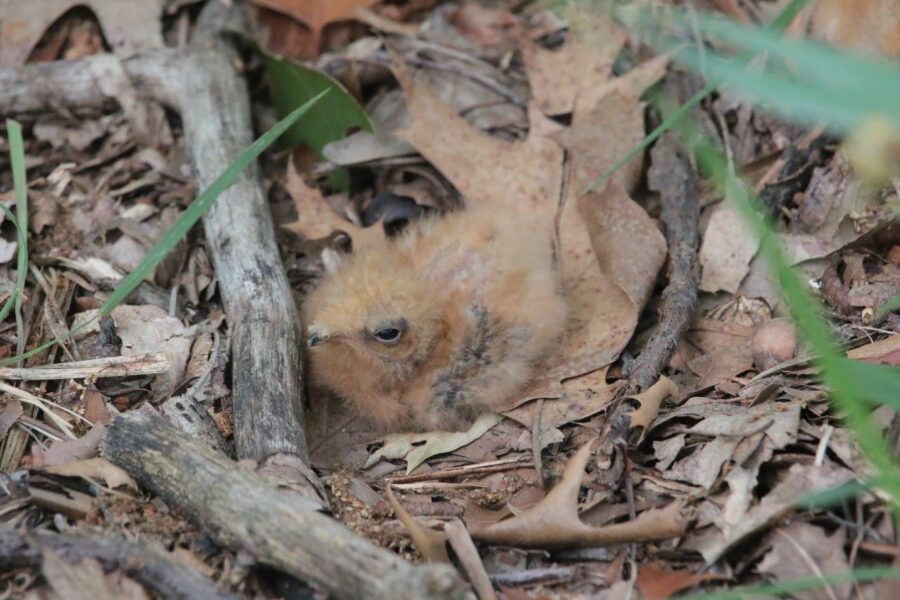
[0,2,307,465]
[627,132,700,393]
[0,526,238,600]
[101,411,466,600]
[0,353,169,380]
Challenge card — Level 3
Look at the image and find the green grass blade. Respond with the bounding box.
[0,89,330,367]
[97,89,330,317]
[678,121,900,504]
[671,46,891,130]
[581,0,810,194]
[794,480,870,509]
[0,203,20,323]
[690,15,900,106]
[677,566,900,600]
[6,119,29,363]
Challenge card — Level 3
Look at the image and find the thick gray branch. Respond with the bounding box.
[101,411,466,600]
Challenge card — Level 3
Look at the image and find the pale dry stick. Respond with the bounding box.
[386,456,533,484]
[0,1,309,466]
[445,519,497,600]
[531,398,545,488]
[0,353,170,381]
[814,424,835,467]
[489,566,576,587]
[391,481,489,492]
[774,528,842,600]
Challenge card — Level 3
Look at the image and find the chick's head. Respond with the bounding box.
[302,248,445,390]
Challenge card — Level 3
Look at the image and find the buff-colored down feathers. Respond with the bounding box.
[302,207,567,432]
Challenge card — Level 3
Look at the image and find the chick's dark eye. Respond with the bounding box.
[373,327,402,343]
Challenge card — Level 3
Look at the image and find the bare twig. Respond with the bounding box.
[627,132,700,393]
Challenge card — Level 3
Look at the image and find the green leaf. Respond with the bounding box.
[255,42,372,190]
[0,89,330,367]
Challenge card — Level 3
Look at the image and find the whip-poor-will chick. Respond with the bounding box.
[302,206,568,432]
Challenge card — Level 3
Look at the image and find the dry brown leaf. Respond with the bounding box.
[686,462,854,564]
[626,376,678,444]
[810,0,900,58]
[32,424,106,467]
[635,564,721,600]
[700,201,760,294]
[505,369,621,429]
[247,0,379,57]
[657,400,800,490]
[282,157,386,252]
[393,55,667,408]
[0,0,165,67]
[562,62,668,194]
[847,333,900,362]
[44,457,138,491]
[522,11,626,116]
[394,62,563,228]
[0,398,23,440]
[758,523,851,600]
[386,486,450,563]
[471,443,693,548]
[73,305,196,400]
[364,413,502,474]
[41,549,150,600]
[82,388,111,425]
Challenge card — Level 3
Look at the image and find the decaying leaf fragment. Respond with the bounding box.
[44,457,138,491]
[282,158,386,252]
[364,413,503,474]
[472,442,693,548]
[625,376,679,444]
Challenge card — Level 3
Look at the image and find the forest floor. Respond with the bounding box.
[0,0,898,599]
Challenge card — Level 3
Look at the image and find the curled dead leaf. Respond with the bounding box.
[364,413,502,474]
[44,457,138,491]
[471,442,693,548]
[626,376,679,444]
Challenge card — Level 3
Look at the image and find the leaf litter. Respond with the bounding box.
[2,0,900,598]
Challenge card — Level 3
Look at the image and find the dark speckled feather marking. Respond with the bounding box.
[431,304,496,408]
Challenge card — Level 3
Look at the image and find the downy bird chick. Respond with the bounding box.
[302,207,567,432]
